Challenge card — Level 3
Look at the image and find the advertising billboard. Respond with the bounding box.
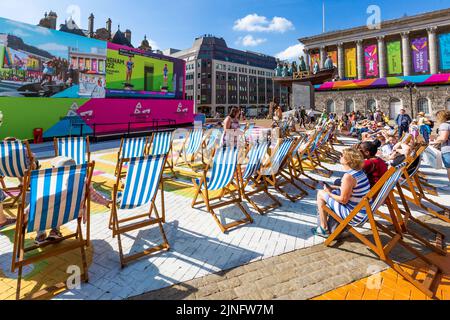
[411,37,429,73]
[310,53,321,73]
[327,50,337,67]
[0,16,107,98]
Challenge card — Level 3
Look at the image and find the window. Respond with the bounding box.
[367,99,377,113]
[326,100,335,113]
[345,99,355,113]
[417,98,430,114]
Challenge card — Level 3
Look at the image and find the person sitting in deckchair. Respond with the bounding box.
[23,157,110,243]
[358,141,388,188]
[313,148,371,238]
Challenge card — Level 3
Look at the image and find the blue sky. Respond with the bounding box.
[0,0,449,60]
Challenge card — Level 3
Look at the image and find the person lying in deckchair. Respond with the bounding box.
[313,148,371,238]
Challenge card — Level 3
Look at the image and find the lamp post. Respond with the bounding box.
[404,83,418,119]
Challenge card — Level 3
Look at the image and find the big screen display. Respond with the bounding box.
[106,43,178,98]
[0,16,107,98]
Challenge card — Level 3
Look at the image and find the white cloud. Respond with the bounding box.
[233,14,294,33]
[12,29,30,38]
[147,38,160,50]
[275,43,305,61]
[236,35,267,47]
[5,19,51,36]
[38,43,68,52]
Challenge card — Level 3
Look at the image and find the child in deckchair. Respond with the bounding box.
[25,157,110,243]
[358,141,388,187]
[313,148,371,238]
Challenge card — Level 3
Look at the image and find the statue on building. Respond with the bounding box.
[299,56,307,72]
[324,55,334,70]
[291,61,298,74]
[275,61,283,77]
[282,63,289,77]
[313,59,320,74]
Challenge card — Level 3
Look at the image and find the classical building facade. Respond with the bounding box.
[167,36,288,117]
[300,8,450,118]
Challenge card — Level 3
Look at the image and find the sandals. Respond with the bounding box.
[311,226,330,238]
[46,230,63,241]
[0,218,16,231]
[34,232,47,245]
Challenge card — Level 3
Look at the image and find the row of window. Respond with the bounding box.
[214,63,274,77]
[325,97,434,115]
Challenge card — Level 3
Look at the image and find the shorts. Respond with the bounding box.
[443,152,450,169]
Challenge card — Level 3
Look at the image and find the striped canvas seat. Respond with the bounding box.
[27,164,88,233]
[205,129,222,151]
[55,137,88,165]
[185,129,203,155]
[242,142,268,180]
[203,147,239,191]
[0,141,29,178]
[120,137,148,159]
[262,139,295,176]
[149,132,173,156]
[120,155,166,210]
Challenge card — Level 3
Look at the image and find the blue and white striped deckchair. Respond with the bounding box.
[149,131,173,156]
[306,126,332,177]
[323,163,444,298]
[149,131,175,176]
[0,140,32,206]
[192,147,253,233]
[176,129,204,168]
[259,138,308,202]
[54,137,90,165]
[115,137,149,177]
[12,162,94,299]
[238,142,281,214]
[202,129,222,163]
[111,155,170,267]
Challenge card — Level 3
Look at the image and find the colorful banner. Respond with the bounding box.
[439,33,450,70]
[364,45,379,78]
[345,47,357,78]
[310,53,320,72]
[411,37,429,73]
[387,41,403,75]
[327,50,337,67]
[314,73,450,91]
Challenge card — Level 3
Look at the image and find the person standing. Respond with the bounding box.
[431,110,450,191]
[374,109,383,124]
[395,108,412,139]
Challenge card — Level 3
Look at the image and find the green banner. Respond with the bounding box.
[387,41,403,75]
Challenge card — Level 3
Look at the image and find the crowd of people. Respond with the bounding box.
[313,109,450,238]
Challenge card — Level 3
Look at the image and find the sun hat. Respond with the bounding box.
[50,156,77,168]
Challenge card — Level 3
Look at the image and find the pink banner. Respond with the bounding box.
[364,45,379,78]
[76,99,194,135]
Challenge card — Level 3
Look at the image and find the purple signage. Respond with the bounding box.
[411,37,429,73]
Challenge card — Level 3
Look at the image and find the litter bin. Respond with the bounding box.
[33,128,43,144]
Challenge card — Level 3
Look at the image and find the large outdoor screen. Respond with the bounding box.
[106,43,177,98]
[0,16,107,99]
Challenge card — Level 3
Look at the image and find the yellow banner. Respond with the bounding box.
[345,47,357,78]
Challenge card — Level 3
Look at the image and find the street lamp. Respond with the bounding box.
[404,83,418,119]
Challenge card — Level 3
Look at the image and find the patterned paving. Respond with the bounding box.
[0,138,449,300]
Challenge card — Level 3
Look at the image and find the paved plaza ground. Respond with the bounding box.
[0,136,449,300]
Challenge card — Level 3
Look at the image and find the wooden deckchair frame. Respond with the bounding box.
[396,146,450,223]
[257,138,308,203]
[110,156,170,268]
[291,130,320,190]
[114,136,150,177]
[11,162,94,300]
[305,127,333,178]
[175,129,204,169]
[149,131,176,177]
[53,136,91,164]
[323,166,444,298]
[237,143,281,215]
[0,140,35,208]
[192,147,253,233]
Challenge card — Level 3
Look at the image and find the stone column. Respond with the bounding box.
[377,36,387,78]
[320,46,327,69]
[427,27,439,75]
[337,42,345,79]
[401,31,412,76]
[356,40,365,80]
